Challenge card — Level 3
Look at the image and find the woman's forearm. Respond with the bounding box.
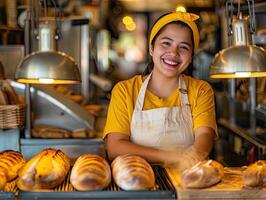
[106,133,166,164]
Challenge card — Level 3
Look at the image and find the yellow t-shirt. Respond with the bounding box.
[103,75,217,138]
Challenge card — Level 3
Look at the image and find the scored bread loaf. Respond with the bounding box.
[181,160,224,188]
[17,148,70,191]
[111,154,155,190]
[243,160,266,187]
[70,154,111,191]
[0,150,25,190]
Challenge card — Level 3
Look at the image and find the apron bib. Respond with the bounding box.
[130,73,194,150]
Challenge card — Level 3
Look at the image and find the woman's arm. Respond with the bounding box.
[106,126,215,166]
[106,132,166,164]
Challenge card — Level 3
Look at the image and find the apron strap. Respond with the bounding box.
[134,73,152,111]
[179,75,190,106]
[135,73,190,110]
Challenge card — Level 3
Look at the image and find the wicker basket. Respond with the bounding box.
[0,104,25,129]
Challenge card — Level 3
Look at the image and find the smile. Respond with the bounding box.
[162,58,180,68]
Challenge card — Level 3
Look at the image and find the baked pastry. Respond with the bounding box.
[32,125,71,139]
[111,154,155,190]
[70,154,111,191]
[181,160,224,188]
[0,150,26,190]
[243,160,266,187]
[0,80,19,105]
[17,148,70,191]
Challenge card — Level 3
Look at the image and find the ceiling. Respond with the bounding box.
[117,0,215,12]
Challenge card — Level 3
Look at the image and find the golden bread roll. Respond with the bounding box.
[32,125,71,138]
[0,169,7,190]
[0,150,26,181]
[0,80,19,105]
[69,95,83,104]
[0,88,9,105]
[181,160,224,188]
[243,160,266,187]
[0,150,26,190]
[17,148,70,191]
[70,154,111,191]
[111,154,155,190]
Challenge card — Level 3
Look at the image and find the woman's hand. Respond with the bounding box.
[162,146,208,171]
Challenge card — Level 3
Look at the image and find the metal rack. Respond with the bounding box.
[1,166,176,200]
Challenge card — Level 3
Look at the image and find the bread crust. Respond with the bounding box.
[181,160,224,188]
[243,160,266,187]
[17,148,70,191]
[70,154,111,191]
[0,150,26,190]
[111,154,155,190]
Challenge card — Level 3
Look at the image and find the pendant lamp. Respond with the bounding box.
[209,0,266,78]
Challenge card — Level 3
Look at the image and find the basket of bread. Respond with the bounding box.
[0,80,25,129]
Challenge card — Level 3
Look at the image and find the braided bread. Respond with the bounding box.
[0,150,25,190]
[111,154,155,190]
[17,148,70,191]
[70,154,111,191]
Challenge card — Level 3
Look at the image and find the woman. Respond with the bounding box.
[103,11,217,171]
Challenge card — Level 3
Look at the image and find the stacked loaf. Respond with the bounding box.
[181,160,224,188]
[17,148,70,191]
[243,160,266,187]
[0,150,25,190]
[111,154,155,190]
[70,154,111,191]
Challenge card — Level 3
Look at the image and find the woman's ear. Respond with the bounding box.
[149,47,153,56]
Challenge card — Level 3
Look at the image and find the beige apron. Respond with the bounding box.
[130,73,194,151]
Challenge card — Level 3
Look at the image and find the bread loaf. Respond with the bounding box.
[70,154,111,191]
[17,148,70,191]
[243,160,266,187]
[0,150,26,190]
[181,160,224,188]
[111,154,155,190]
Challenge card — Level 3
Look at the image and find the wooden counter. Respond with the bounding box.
[166,167,266,199]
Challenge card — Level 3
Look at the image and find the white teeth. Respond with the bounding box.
[163,59,178,65]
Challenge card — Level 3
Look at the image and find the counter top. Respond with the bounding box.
[166,167,266,199]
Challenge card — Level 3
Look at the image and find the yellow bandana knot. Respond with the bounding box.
[149,11,200,51]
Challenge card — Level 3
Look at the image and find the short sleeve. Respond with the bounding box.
[103,82,131,139]
[192,82,218,137]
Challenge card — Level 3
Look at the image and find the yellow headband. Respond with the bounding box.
[149,11,200,51]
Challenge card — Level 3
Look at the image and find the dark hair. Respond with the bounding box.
[143,19,195,76]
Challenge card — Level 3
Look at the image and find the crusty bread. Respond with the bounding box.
[0,80,19,105]
[70,154,111,191]
[0,169,7,190]
[111,154,155,190]
[32,125,71,139]
[243,160,266,187]
[17,148,70,191]
[0,150,26,190]
[181,160,224,188]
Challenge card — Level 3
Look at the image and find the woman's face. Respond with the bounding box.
[151,23,193,78]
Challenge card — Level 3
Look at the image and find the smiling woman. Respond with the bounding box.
[103,11,217,172]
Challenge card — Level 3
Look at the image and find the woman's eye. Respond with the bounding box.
[180,46,189,51]
[162,41,171,46]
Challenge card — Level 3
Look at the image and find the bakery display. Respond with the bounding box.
[70,154,111,191]
[243,160,266,187]
[111,154,155,190]
[181,160,224,188]
[0,150,25,190]
[17,148,70,191]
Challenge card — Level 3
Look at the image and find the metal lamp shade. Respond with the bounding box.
[209,45,266,78]
[15,51,81,84]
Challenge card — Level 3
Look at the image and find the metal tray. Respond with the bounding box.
[19,166,176,200]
